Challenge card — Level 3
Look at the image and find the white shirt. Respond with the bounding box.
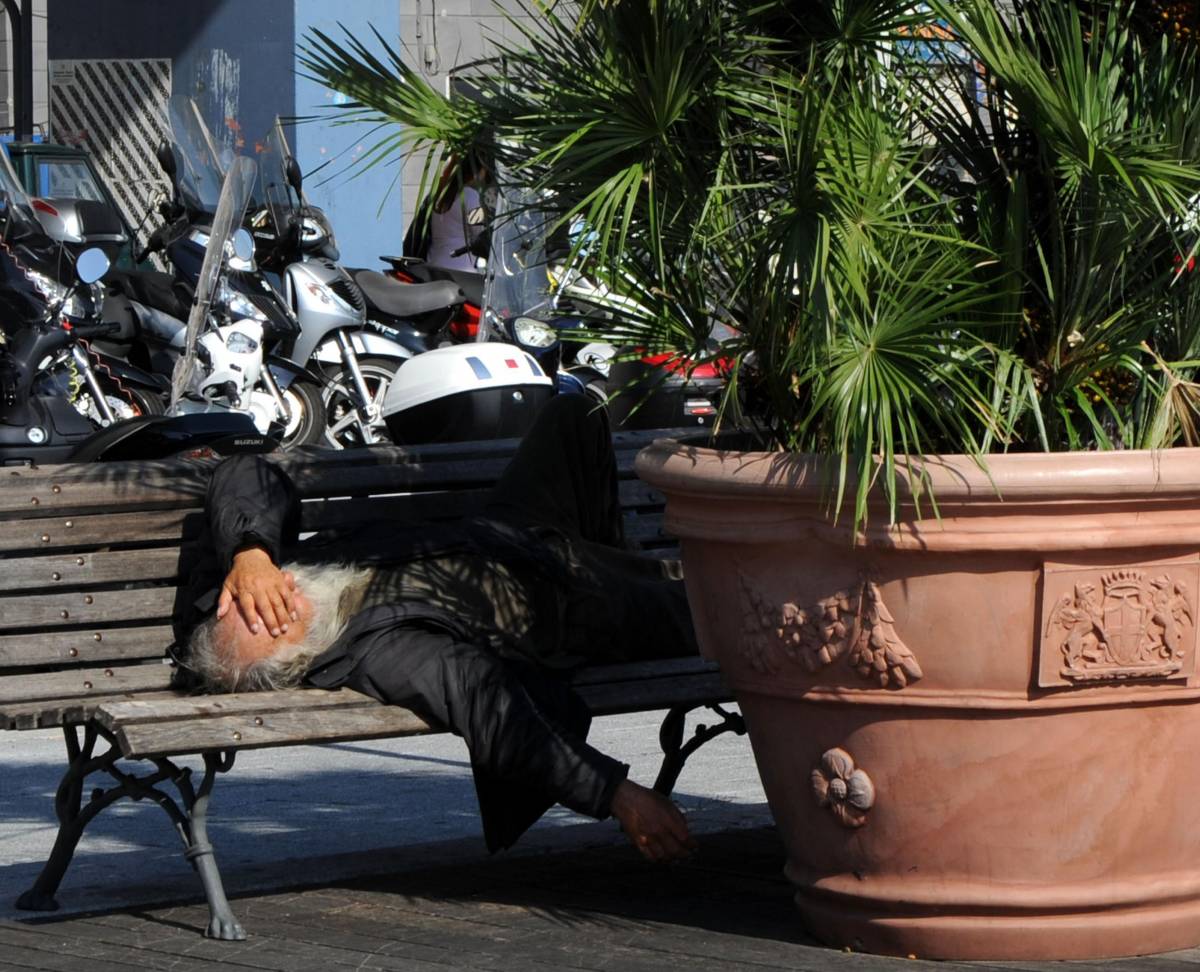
[427,186,484,271]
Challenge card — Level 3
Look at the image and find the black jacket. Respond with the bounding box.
[172,453,629,851]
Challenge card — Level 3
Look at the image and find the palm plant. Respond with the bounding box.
[922,0,1200,450]
[300,0,1200,525]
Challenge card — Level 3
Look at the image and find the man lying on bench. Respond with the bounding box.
[172,395,699,863]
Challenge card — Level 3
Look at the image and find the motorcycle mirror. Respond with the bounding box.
[285,156,303,195]
[155,139,177,178]
[231,228,254,263]
[76,247,110,285]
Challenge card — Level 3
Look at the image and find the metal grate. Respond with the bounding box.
[328,275,365,312]
[48,59,172,242]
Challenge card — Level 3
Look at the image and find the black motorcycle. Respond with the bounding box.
[0,245,270,465]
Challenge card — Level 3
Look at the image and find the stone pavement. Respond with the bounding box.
[0,709,765,923]
[4,711,1200,970]
[5,825,1200,971]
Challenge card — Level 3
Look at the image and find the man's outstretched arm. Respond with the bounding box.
[206,455,301,637]
[610,780,697,863]
[322,614,695,861]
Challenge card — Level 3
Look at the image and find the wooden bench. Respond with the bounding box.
[0,428,745,940]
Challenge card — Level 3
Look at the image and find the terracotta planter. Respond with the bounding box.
[636,441,1200,961]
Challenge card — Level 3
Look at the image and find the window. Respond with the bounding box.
[36,159,106,202]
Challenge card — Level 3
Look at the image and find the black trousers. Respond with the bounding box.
[327,396,697,851]
[481,394,697,670]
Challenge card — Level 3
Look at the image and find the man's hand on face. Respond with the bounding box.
[217,546,298,637]
[610,780,697,864]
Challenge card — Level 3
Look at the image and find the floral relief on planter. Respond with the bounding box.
[740,571,923,688]
[811,747,875,828]
[1039,557,1200,688]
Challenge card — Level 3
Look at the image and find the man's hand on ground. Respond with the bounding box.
[610,780,697,864]
[217,546,297,637]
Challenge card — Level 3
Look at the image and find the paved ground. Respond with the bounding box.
[0,709,765,922]
[7,825,1200,971]
[5,711,1200,970]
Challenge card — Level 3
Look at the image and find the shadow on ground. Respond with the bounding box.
[3,744,773,930]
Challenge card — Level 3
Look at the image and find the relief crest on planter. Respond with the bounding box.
[740,571,922,688]
[1039,558,1200,687]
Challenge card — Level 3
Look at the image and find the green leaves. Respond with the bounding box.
[298,25,490,209]
[300,0,1200,531]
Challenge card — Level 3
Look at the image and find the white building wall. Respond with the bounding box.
[0,0,49,135]
[397,0,552,228]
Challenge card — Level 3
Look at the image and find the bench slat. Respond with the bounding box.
[0,663,173,706]
[299,492,668,537]
[106,672,730,758]
[0,587,175,630]
[0,475,662,554]
[298,490,487,532]
[113,704,435,757]
[0,425,681,499]
[94,686,378,726]
[0,548,182,591]
[2,689,182,731]
[575,672,732,715]
[570,657,721,686]
[0,436,668,516]
[0,624,174,669]
[0,509,200,554]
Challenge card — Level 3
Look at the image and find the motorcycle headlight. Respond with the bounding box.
[512,316,557,349]
[300,214,334,249]
[28,270,88,318]
[227,249,256,272]
[225,330,259,354]
[215,280,269,324]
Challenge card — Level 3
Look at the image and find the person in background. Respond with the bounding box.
[404,154,491,271]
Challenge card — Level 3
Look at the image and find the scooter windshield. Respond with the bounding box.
[256,117,300,243]
[481,164,552,333]
[167,95,232,216]
[170,154,257,408]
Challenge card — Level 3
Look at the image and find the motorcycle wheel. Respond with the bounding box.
[278,378,326,449]
[74,380,164,426]
[319,356,400,449]
[584,378,608,407]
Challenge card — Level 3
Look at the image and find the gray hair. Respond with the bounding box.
[188,561,373,693]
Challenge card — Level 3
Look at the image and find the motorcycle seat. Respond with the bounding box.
[106,269,192,322]
[379,257,485,306]
[353,271,464,320]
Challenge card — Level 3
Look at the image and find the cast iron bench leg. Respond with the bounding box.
[652,702,747,796]
[184,752,245,941]
[15,724,244,940]
[15,724,102,911]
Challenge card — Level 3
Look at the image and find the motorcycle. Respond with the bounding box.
[379,169,565,444]
[382,226,613,405]
[0,144,171,434]
[0,242,270,465]
[250,117,467,448]
[98,98,304,441]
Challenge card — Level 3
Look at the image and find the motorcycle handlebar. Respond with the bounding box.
[135,231,163,265]
[71,321,121,341]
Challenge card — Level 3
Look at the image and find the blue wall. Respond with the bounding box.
[293,1,403,267]
[47,0,402,267]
